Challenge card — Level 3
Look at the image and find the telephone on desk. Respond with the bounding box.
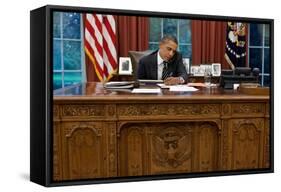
[219,67,260,89]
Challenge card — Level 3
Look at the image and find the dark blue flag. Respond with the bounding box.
[225,22,247,69]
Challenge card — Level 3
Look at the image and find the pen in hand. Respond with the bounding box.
[168,72,173,78]
[164,72,181,85]
[163,72,173,80]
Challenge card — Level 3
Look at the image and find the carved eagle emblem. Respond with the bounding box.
[152,129,191,168]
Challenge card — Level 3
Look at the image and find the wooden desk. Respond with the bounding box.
[188,75,220,84]
[111,74,220,83]
[53,82,270,181]
[112,74,135,81]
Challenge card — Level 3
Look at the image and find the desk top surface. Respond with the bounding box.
[53,82,269,102]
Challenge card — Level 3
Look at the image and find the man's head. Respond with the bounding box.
[159,35,178,62]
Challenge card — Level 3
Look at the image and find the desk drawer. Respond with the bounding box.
[117,103,221,120]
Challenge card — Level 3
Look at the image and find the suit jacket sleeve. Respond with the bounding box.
[175,53,188,82]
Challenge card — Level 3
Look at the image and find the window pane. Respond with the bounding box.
[179,44,192,58]
[63,12,81,39]
[53,72,62,90]
[53,12,61,38]
[264,48,270,74]
[263,75,271,87]
[53,40,62,70]
[149,18,162,42]
[249,48,262,71]
[259,75,270,87]
[163,18,177,37]
[63,40,81,70]
[264,24,270,47]
[149,43,159,51]
[250,23,263,46]
[64,72,82,87]
[179,19,191,44]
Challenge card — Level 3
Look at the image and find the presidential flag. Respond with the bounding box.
[84,14,117,82]
[224,22,247,69]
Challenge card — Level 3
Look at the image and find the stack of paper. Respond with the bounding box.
[187,82,206,87]
[132,88,161,93]
[138,79,163,83]
[169,85,198,92]
[157,84,199,92]
[157,83,171,89]
[104,81,134,89]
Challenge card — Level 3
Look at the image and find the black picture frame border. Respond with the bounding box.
[30,4,274,187]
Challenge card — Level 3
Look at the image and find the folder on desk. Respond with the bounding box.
[104,81,135,89]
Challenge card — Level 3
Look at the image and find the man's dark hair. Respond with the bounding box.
[160,35,178,45]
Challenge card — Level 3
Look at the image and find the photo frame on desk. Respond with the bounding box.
[200,64,212,74]
[118,57,132,75]
[30,4,274,187]
[183,58,190,74]
[212,63,221,76]
[191,66,203,76]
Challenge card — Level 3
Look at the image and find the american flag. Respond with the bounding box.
[84,14,117,82]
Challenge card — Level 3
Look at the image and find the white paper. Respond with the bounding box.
[157,83,171,89]
[132,88,161,93]
[169,85,198,92]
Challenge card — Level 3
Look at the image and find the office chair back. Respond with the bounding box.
[128,50,154,80]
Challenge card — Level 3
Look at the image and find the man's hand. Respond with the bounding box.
[164,77,181,85]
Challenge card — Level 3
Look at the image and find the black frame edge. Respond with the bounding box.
[30,4,274,187]
[270,19,274,173]
[44,4,273,22]
[30,5,48,186]
[49,169,273,187]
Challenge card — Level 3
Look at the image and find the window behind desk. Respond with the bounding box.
[52,14,271,90]
[148,18,192,60]
[53,12,85,90]
[249,23,270,86]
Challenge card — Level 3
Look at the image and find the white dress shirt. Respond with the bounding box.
[157,51,165,80]
[156,51,184,83]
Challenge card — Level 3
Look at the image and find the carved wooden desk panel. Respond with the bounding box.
[53,83,270,181]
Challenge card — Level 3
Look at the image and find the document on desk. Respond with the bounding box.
[157,83,171,89]
[132,88,161,93]
[187,82,206,87]
[169,85,198,92]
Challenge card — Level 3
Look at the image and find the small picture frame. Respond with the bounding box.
[182,58,190,74]
[190,66,203,76]
[212,63,221,76]
[118,57,132,75]
[200,64,212,75]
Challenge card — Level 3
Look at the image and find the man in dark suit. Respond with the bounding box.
[137,35,188,85]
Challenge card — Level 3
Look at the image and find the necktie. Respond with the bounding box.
[161,61,169,80]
